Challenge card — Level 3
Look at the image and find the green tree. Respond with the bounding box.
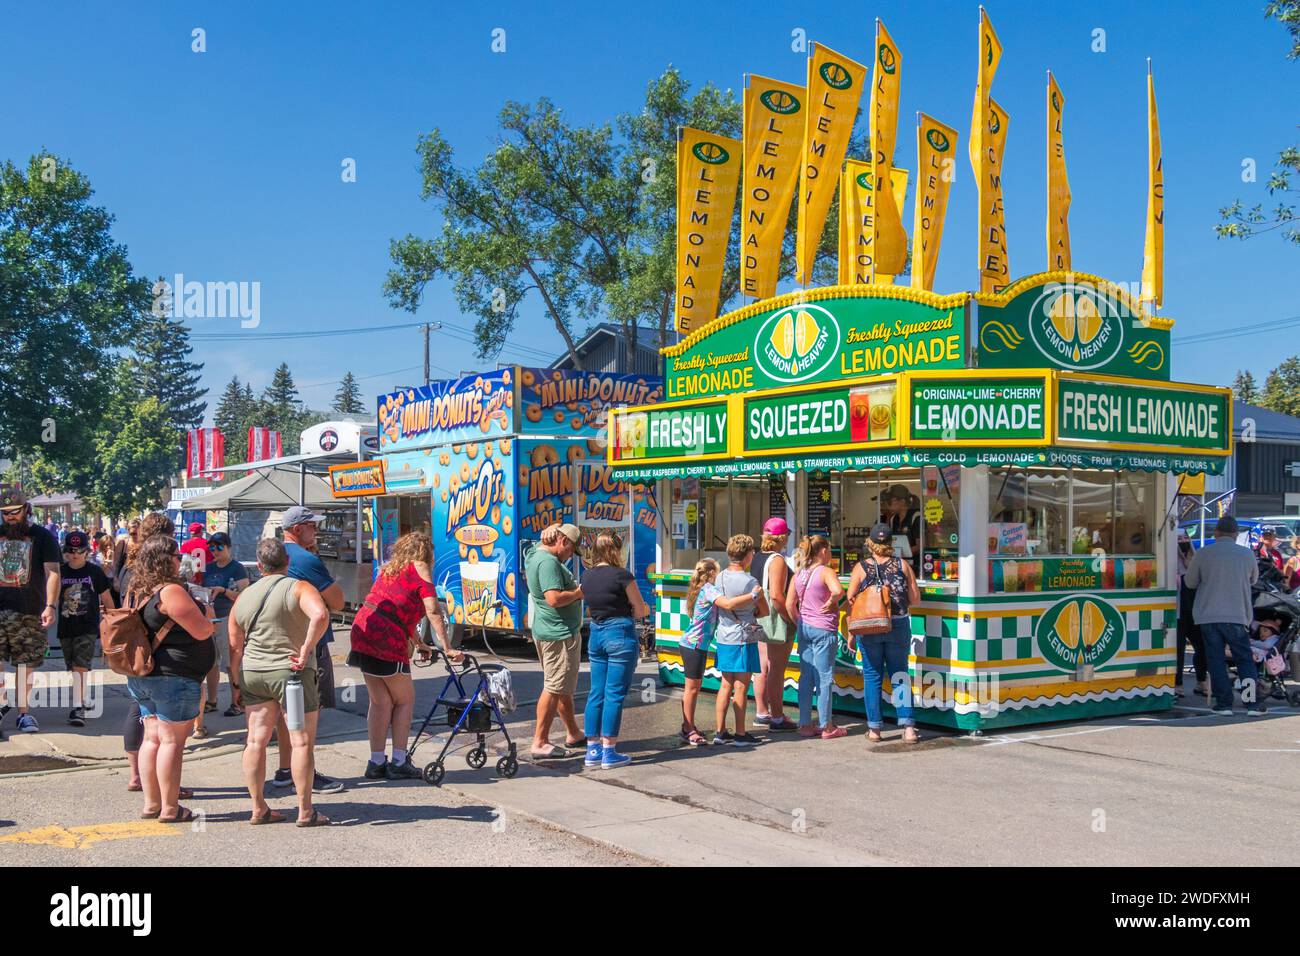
[1260,356,1300,415]
[132,304,208,429]
[1216,3,1298,245]
[333,371,364,414]
[213,376,261,464]
[0,153,148,460]
[1233,369,1260,405]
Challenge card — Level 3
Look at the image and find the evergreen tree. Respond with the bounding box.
[1260,357,1300,417]
[333,371,364,414]
[1232,370,1259,406]
[132,301,207,428]
[213,377,246,436]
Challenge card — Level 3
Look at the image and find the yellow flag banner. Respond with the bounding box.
[969,6,1002,288]
[838,161,909,285]
[676,127,742,333]
[977,98,1011,292]
[869,20,907,275]
[1046,71,1071,271]
[1141,64,1164,308]
[912,114,958,292]
[796,43,867,285]
[875,167,910,285]
[741,75,805,301]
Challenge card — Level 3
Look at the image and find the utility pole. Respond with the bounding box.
[421,322,442,384]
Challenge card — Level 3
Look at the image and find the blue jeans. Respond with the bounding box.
[797,622,838,728]
[584,618,640,739]
[1200,622,1260,709]
[859,617,915,729]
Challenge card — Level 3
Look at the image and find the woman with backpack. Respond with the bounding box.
[123,534,215,822]
[845,522,921,744]
[785,536,845,740]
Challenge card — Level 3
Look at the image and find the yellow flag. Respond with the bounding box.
[869,20,907,276]
[838,161,908,286]
[1141,62,1164,308]
[796,43,867,285]
[977,97,1011,292]
[912,114,958,292]
[741,75,805,301]
[676,127,741,333]
[1046,71,1071,271]
[969,6,1003,289]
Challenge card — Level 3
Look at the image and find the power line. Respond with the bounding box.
[1173,315,1300,346]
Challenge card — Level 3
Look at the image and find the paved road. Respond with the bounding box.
[2,628,1296,866]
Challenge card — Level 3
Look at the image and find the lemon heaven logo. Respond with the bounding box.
[855,171,873,190]
[1035,595,1126,672]
[759,89,801,115]
[819,61,853,90]
[755,304,841,383]
[926,128,950,152]
[1028,284,1124,370]
[877,44,897,75]
[692,141,730,165]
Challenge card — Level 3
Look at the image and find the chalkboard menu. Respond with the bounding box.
[768,474,787,520]
[807,473,832,537]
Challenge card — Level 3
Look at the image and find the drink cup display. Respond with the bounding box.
[459,560,500,626]
[868,395,893,442]
[849,389,871,442]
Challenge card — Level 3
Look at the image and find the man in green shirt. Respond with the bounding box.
[524,523,584,759]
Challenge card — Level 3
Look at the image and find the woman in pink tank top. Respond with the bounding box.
[785,536,844,739]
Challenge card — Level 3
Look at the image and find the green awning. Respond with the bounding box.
[610,446,1227,481]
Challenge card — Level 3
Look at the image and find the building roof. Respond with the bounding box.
[1234,402,1300,443]
[550,323,664,369]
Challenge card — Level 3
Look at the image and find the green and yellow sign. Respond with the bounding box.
[610,402,729,462]
[978,273,1170,380]
[1057,377,1230,453]
[663,291,967,400]
[743,380,896,454]
[1035,594,1127,672]
[910,376,1047,444]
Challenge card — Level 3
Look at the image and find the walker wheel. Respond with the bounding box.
[423,760,445,786]
[496,756,518,778]
[466,747,488,769]
[1288,690,1300,708]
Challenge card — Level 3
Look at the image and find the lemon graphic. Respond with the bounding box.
[795,310,819,357]
[1048,293,1105,363]
[1054,601,1080,649]
[771,312,795,360]
[1081,601,1107,648]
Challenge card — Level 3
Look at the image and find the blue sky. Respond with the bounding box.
[3,0,1296,420]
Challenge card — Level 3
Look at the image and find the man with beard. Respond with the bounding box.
[0,486,61,736]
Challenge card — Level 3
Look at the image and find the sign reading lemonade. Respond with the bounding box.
[663,291,967,400]
[1035,594,1127,672]
[909,375,1048,443]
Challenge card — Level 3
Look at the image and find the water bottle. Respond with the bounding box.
[285,671,305,731]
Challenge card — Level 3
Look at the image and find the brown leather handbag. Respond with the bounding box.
[847,559,892,636]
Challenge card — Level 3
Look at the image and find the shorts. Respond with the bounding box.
[240,667,321,713]
[314,642,336,709]
[714,642,761,675]
[535,633,580,696]
[679,645,708,681]
[347,649,411,677]
[0,611,48,666]
[59,631,96,670]
[211,619,231,673]
[127,674,202,723]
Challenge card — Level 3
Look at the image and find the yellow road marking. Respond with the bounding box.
[0,820,181,849]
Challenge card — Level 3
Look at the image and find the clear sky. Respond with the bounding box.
[3,0,1295,420]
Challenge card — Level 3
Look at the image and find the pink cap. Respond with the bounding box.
[763,516,790,536]
[189,522,205,534]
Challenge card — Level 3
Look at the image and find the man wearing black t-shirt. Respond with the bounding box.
[0,486,61,736]
[58,531,115,726]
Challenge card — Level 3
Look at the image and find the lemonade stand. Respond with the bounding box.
[607,275,1234,732]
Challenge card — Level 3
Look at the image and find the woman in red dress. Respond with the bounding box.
[348,533,460,779]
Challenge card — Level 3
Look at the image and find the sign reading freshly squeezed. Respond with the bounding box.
[1057,377,1229,452]
[610,402,729,462]
[743,380,896,454]
[909,376,1047,443]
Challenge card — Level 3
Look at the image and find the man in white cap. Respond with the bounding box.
[523,523,585,759]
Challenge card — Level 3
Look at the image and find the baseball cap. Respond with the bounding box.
[209,532,232,549]
[63,531,90,551]
[0,485,26,509]
[1261,526,1280,538]
[556,523,580,544]
[1214,515,1238,535]
[282,506,321,529]
[188,521,205,535]
[868,522,893,545]
[762,516,790,536]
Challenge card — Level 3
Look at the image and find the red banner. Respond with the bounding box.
[187,428,225,479]
[246,427,282,463]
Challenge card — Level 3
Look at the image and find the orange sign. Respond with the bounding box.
[329,460,386,498]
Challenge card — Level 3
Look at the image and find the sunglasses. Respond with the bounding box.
[1,507,24,517]
[64,548,89,555]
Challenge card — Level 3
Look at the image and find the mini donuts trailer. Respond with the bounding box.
[606,274,1233,732]
[372,367,665,641]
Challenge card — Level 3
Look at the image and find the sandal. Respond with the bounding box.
[866,728,883,742]
[529,745,571,760]
[159,806,195,824]
[223,705,244,717]
[179,787,194,800]
[203,702,218,714]
[191,726,209,739]
[140,808,161,819]
[251,809,288,825]
[563,737,586,749]
[126,782,143,793]
[680,724,708,746]
[296,809,331,828]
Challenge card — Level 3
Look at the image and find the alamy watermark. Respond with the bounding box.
[152,274,260,328]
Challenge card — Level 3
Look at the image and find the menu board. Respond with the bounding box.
[807,472,832,537]
[769,474,788,520]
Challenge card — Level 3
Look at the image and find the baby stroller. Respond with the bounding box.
[1240,563,1300,706]
[410,648,519,785]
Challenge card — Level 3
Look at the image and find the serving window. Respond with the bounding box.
[665,476,767,568]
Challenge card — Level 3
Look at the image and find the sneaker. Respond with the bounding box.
[67,707,85,728]
[820,725,847,740]
[1210,705,1234,716]
[584,742,603,768]
[731,732,761,746]
[0,703,11,725]
[364,759,389,779]
[767,717,797,732]
[312,772,345,794]
[600,747,632,769]
[271,769,294,788]
[753,713,773,725]
[712,730,734,746]
[385,758,422,780]
[16,713,38,733]
[1246,703,1268,717]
